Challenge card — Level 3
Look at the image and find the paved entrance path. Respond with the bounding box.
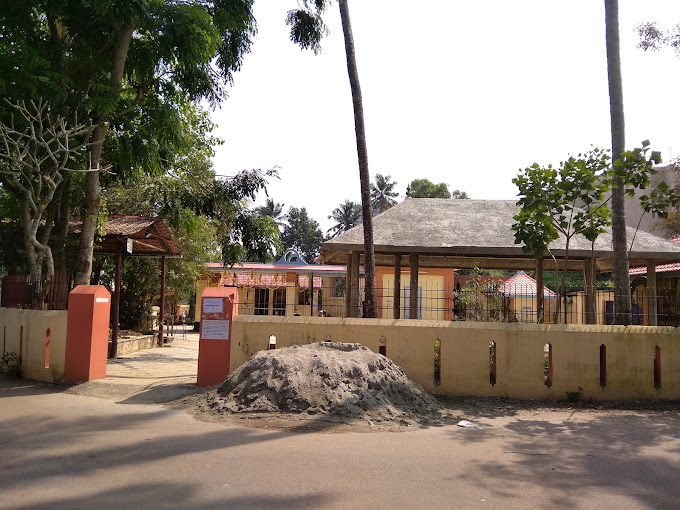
[105,327,200,386]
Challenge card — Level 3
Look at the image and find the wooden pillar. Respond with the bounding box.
[647,261,658,326]
[159,255,166,346]
[409,253,419,320]
[350,251,360,317]
[393,254,401,319]
[584,257,596,325]
[110,243,122,358]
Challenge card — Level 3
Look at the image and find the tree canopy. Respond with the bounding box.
[327,200,360,237]
[280,206,323,263]
[0,0,258,285]
[370,174,399,213]
[406,179,451,199]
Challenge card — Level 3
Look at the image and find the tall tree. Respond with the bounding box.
[0,1,257,285]
[370,173,399,213]
[406,178,451,198]
[286,0,377,317]
[327,199,360,237]
[604,0,631,324]
[280,206,324,263]
[256,198,286,231]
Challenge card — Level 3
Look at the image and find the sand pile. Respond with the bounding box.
[206,342,440,425]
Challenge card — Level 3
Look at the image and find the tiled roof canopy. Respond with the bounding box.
[70,215,180,257]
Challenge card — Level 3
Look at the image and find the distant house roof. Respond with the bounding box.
[322,199,680,271]
[630,235,680,276]
[498,272,557,298]
[205,260,355,290]
[70,215,180,257]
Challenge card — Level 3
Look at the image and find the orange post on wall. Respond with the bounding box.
[197,287,237,387]
[64,286,111,384]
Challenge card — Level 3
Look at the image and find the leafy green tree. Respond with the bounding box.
[451,189,470,199]
[327,200,360,237]
[406,179,451,199]
[513,142,676,323]
[280,207,323,263]
[256,198,286,231]
[370,174,399,213]
[0,1,257,285]
[286,0,377,317]
[513,148,613,322]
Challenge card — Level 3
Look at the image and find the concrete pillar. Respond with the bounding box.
[285,272,297,317]
[409,253,419,320]
[345,253,353,318]
[583,257,596,325]
[647,261,658,326]
[393,254,401,319]
[350,251,360,317]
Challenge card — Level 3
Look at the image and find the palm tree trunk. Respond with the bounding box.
[338,0,377,317]
[604,0,631,324]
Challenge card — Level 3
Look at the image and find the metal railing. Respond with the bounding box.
[227,281,680,327]
[0,273,74,310]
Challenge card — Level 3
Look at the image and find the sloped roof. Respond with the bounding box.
[499,272,557,298]
[322,199,680,271]
[71,215,180,257]
[630,235,680,276]
[218,272,321,290]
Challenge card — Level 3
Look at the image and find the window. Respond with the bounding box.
[254,288,269,315]
[273,289,286,316]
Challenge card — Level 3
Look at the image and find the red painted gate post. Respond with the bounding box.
[197,287,237,386]
[63,285,111,383]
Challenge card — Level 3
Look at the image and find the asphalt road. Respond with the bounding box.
[2,378,679,510]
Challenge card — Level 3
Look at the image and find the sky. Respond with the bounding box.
[210,1,680,233]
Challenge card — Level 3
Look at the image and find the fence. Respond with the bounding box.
[232,316,680,400]
[0,273,74,310]
[222,279,680,327]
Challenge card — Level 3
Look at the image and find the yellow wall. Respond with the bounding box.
[381,273,447,320]
[232,316,680,400]
[0,307,69,383]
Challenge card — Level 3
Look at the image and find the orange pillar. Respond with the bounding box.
[64,285,111,383]
[197,286,237,386]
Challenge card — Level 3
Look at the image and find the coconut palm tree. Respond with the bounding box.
[604,0,632,324]
[256,198,286,231]
[371,174,399,213]
[327,200,361,237]
[286,0,378,317]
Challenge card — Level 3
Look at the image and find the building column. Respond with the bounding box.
[583,257,596,325]
[350,251,360,317]
[285,272,297,317]
[409,253,419,320]
[647,261,658,326]
[345,253,353,318]
[393,254,401,319]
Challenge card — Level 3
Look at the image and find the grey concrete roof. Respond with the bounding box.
[321,199,680,270]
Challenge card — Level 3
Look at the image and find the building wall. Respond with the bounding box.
[232,316,680,400]
[376,267,455,320]
[0,307,68,383]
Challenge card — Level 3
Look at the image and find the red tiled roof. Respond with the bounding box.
[70,215,180,256]
[630,235,680,276]
[499,272,557,298]
[219,272,321,290]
